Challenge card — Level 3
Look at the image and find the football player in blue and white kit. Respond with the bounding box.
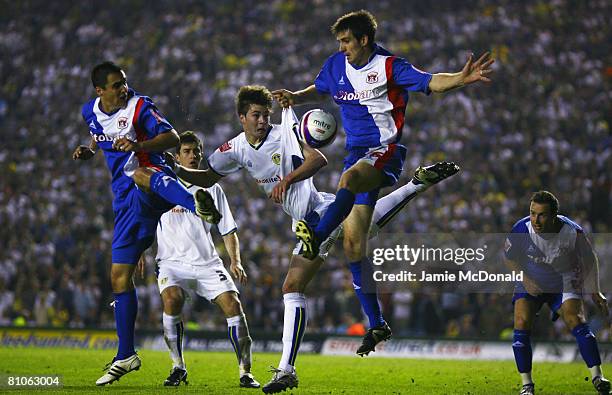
[504,191,610,395]
[172,85,458,393]
[273,9,491,355]
[72,61,221,386]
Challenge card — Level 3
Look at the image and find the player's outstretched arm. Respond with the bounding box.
[429,52,494,93]
[272,85,327,108]
[72,137,98,160]
[223,232,247,285]
[269,142,327,204]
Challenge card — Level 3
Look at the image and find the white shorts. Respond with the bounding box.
[292,192,342,260]
[156,259,239,302]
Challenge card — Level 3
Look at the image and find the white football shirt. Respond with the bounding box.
[208,108,323,221]
[155,183,237,266]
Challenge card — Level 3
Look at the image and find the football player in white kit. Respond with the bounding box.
[143,131,260,388]
[172,85,458,393]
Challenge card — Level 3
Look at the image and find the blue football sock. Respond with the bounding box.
[314,188,355,242]
[512,329,532,373]
[349,259,385,329]
[572,323,601,367]
[114,289,138,360]
[149,171,195,212]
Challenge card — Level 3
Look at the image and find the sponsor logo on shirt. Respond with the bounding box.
[334,89,375,101]
[338,76,345,85]
[255,175,281,185]
[366,71,379,84]
[89,131,119,143]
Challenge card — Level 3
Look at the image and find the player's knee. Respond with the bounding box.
[564,313,586,331]
[343,236,363,260]
[218,293,243,317]
[162,289,184,315]
[133,167,151,191]
[514,315,532,330]
[338,170,358,192]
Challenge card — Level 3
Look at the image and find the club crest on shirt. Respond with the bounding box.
[117,117,128,129]
[271,153,281,165]
[366,71,379,84]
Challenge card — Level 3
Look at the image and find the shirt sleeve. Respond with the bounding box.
[207,141,242,176]
[209,184,237,236]
[314,56,335,94]
[504,225,526,261]
[136,97,174,138]
[392,57,433,94]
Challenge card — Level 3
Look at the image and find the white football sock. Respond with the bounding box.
[370,180,426,237]
[227,314,252,377]
[520,372,533,385]
[278,293,307,373]
[162,313,185,369]
[589,365,603,380]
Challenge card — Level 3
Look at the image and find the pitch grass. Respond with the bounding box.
[0,348,605,394]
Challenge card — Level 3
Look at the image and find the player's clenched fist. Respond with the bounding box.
[72,145,96,160]
[271,89,295,109]
[113,137,140,152]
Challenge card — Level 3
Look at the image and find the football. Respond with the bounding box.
[299,109,337,148]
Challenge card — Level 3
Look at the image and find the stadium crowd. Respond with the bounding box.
[0,0,609,341]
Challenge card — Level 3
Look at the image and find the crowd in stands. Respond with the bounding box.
[0,0,609,341]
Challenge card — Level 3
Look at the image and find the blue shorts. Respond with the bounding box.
[512,291,563,321]
[112,185,175,264]
[343,144,407,207]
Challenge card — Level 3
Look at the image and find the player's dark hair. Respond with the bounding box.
[235,85,273,116]
[331,10,377,47]
[530,190,559,215]
[177,131,203,152]
[91,61,123,88]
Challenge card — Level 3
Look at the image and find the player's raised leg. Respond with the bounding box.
[214,291,260,389]
[370,161,460,236]
[133,167,221,224]
[262,255,323,394]
[560,298,610,395]
[96,262,142,386]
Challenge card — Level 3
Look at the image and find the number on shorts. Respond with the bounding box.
[216,270,227,281]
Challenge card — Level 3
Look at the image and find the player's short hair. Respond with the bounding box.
[235,85,273,116]
[177,131,203,152]
[530,190,559,215]
[331,10,377,47]
[91,61,123,89]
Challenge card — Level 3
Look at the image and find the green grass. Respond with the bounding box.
[0,348,605,394]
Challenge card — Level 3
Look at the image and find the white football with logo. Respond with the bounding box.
[299,109,337,148]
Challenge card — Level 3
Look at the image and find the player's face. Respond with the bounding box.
[239,104,271,144]
[97,71,128,112]
[529,202,554,233]
[336,30,371,66]
[176,142,202,170]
